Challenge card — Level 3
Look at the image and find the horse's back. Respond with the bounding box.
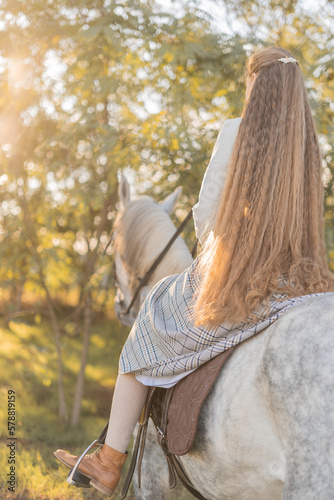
[181,312,285,500]
[181,293,334,500]
[263,293,334,499]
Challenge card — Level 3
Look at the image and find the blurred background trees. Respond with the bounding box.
[0,0,333,423]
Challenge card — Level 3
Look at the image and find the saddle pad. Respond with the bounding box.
[166,347,235,455]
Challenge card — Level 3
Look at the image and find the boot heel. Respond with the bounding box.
[67,469,91,488]
[90,477,113,496]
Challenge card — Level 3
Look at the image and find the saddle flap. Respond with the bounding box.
[166,347,235,455]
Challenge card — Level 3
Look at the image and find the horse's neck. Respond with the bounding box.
[150,242,193,285]
[140,209,193,285]
[118,197,194,293]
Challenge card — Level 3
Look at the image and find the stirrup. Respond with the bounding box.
[67,423,108,488]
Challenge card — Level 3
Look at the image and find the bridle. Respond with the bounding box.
[113,208,196,317]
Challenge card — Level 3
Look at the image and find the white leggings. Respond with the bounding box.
[105,373,149,453]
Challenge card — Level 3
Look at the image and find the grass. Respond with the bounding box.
[0,313,193,499]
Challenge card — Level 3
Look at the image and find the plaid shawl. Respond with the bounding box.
[119,259,321,381]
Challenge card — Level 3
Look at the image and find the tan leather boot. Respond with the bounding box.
[54,444,127,496]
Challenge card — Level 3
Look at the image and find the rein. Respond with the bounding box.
[123,208,194,316]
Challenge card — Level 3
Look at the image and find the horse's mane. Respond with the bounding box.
[113,196,189,284]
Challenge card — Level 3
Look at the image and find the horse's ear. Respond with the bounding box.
[160,186,182,214]
[119,175,131,208]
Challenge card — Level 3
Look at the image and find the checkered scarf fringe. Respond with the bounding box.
[119,260,322,379]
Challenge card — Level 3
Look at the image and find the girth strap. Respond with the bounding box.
[121,388,156,499]
[155,387,177,489]
[150,388,207,500]
[121,386,208,500]
[169,454,207,500]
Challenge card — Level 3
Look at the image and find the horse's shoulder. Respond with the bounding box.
[264,292,334,354]
[259,293,334,403]
[211,293,334,401]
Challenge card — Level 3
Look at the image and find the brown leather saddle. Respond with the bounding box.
[121,346,236,499]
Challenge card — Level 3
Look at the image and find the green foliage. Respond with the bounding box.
[0,0,333,491]
[0,316,122,497]
[0,318,192,499]
[0,0,333,302]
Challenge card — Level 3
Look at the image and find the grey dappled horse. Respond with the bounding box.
[113,176,334,500]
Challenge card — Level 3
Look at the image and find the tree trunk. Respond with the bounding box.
[45,292,68,422]
[6,280,26,325]
[71,291,93,426]
[70,189,117,425]
[16,279,25,312]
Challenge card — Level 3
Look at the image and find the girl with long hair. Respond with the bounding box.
[54,46,334,496]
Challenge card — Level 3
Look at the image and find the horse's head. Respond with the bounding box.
[113,175,193,327]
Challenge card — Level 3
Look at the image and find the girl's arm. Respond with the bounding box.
[193,117,241,244]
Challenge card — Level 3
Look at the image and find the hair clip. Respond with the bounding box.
[278,57,298,64]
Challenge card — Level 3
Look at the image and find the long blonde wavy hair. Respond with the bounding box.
[195,47,334,327]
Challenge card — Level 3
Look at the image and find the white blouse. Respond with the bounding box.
[192,117,242,243]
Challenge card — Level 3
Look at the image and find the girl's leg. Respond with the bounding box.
[105,373,149,453]
[54,373,149,496]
